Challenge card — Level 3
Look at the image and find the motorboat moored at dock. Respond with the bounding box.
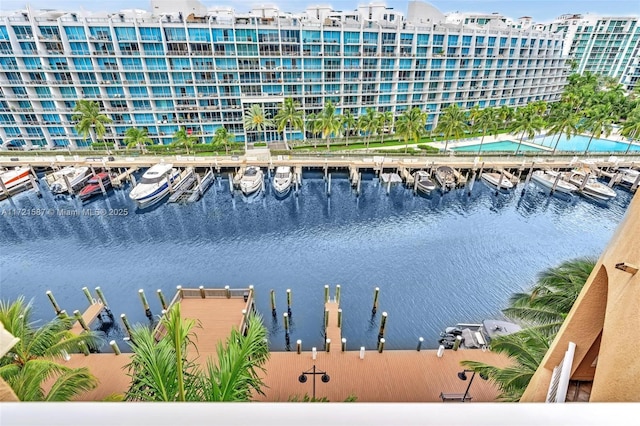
[272,166,293,196]
[480,172,514,191]
[0,166,31,192]
[413,170,436,195]
[434,165,457,190]
[438,319,522,350]
[530,170,578,194]
[240,166,264,196]
[78,172,113,201]
[566,171,616,201]
[129,163,180,208]
[47,166,90,194]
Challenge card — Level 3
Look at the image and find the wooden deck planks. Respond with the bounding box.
[69,303,104,335]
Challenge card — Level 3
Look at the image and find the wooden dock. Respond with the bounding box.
[69,302,105,335]
[324,301,342,349]
[110,167,138,187]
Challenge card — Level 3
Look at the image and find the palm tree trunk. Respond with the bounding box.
[584,133,595,155]
[282,128,288,150]
[515,132,524,155]
[624,129,638,155]
[551,132,563,155]
[478,133,486,155]
[326,136,330,151]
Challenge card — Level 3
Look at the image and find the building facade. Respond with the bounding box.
[545,14,640,91]
[0,1,567,149]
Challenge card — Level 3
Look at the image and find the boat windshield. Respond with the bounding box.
[245,168,258,176]
[139,175,164,185]
[275,172,289,178]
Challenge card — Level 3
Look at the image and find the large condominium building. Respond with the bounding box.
[0,0,566,149]
[545,14,640,90]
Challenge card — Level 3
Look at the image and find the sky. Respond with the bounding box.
[0,0,638,23]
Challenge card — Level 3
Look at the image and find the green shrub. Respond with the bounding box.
[253,142,267,147]
[417,144,440,153]
[90,142,111,149]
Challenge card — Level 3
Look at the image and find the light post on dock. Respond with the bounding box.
[457,369,488,402]
[298,365,330,401]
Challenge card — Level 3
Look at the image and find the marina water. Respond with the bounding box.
[0,171,632,351]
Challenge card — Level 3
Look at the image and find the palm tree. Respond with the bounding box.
[581,104,615,155]
[0,298,101,401]
[243,104,273,150]
[172,127,197,155]
[472,108,499,154]
[125,303,269,402]
[395,107,427,153]
[497,105,514,130]
[124,127,152,153]
[435,104,469,152]
[313,101,342,150]
[621,106,640,154]
[274,98,304,150]
[211,127,235,154]
[377,110,394,144]
[72,100,112,148]
[341,110,357,146]
[358,108,378,147]
[509,106,545,155]
[548,105,580,154]
[461,328,550,402]
[502,258,596,337]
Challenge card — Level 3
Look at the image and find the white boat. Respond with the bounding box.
[129,163,180,208]
[617,168,640,187]
[531,170,578,194]
[567,171,616,201]
[434,165,456,190]
[272,166,293,195]
[413,170,436,194]
[480,172,514,190]
[47,166,90,194]
[240,166,264,196]
[0,166,31,191]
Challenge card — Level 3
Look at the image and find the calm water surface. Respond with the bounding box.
[0,171,631,350]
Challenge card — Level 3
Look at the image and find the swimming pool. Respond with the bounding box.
[452,140,543,152]
[534,135,640,153]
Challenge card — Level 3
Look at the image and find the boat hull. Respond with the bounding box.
[129,169,180,209]
[531,172,576,194]
[0,167,31,191]
[481,173,513,191]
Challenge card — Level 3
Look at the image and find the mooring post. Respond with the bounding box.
[335,284,341,305]
[286,289,292,317]
[359,346,365,359]
[417,337,424,352]
[78,340,90,356]
[0,177,9,198]
[632,172,640,192]
[372,287,380,314]
[29,173,40,196]
[378,338,385,353]
[579,172,589,191]
[551,171,561,194]
[63,173,74,195]
[110,340,121,355]
[138,289,151,316]
[120,313,133,339]
[437,345,445,358]
[270,289,276,316]
[95,287,109,310]
[326,338,331,352]
[496,169,504,193]
[324,285,329,304]
[157,289,168,310]
[327,173,331,196]
[73,310,89,331]
[522,162,535,195]
[357,172,362,196]
[341,338,347,352]
[58,310,68,319]
[386,175,391,195]
[378,312,387,340]
[296,339,302,355]
[337,309,342,328]
[453,335,462,351]
[81,287,94,305]
[312,347,317,360]
[413,172,418,195]
[199,285,206,299]
[324,308,329,329]
[46,290,62,314]
[283,312,289,333]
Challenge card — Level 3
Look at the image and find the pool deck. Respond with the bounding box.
[53,288,511,402]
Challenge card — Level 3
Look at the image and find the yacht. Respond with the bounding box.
[0,166,31,191]
[530,170,578,194]
[272,166,293,196]
[567,171,616,201]
[439,320,522,350]
[78,172,112,201]
[434,165,457,190]
[129,163,180,208]
[480,172,514,191]
[413,170,436,195]
[240,166,264,196]
[47,166,90,194]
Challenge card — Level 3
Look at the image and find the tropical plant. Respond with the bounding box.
[435,104,469,152]
[313,101,342,150]
[581,104,615,154]
[243,104,274,149]
[621,106,640,154]
[274,98,304,149]
[377,110,394,144]
[124,127,152,153]
[472,108,499,154]
[125,303,269,402]
[509,106,545,155]
[211,126,235,154]
[497,105,514,130]
[357,108,378,147]
[0,298,101,401]
[72,100,112,146]
[341,110,357,146]
[172,127,197,155]
[395,107,427,153]
[547,105,580,154]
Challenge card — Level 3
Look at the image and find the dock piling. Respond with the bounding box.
[386,175,391,195]
[341,338,347,352]
[58,310,68,319]
[270,289,276,316]
[377,312,387,340]
[46,290,62,315]
[73,310,89,332]
[110,340,121,355]
[157,289,168,310]
[120,314,133,339]
[324,309,329,329]
[324,285,329,304]
[335,284,341,305]
[286,289,292,317]
[228,173,234,195]
[417,337,424,352]
[78,341,90,356]
[326,338,331,352]
[29,173,40,197]
[297,339,302,354]
[378,338,385,353]
[327,173,331,196]
[95,287,109,310]
[312,347,317,360]
[632,172,640,192]
[372,287,380,314]
[551,171,561,194]
[199,285,206,299]
[82,287,94,305]
[359,346,365,359]
[356,172,362,196]
[437,345,445,358]
[0,177,9,198]
[453,335,462,351]
[283,312,289,333]
[225,285,230,299]
[337,309,342,328]
[138,289,152,317]
[63,173,74,196]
